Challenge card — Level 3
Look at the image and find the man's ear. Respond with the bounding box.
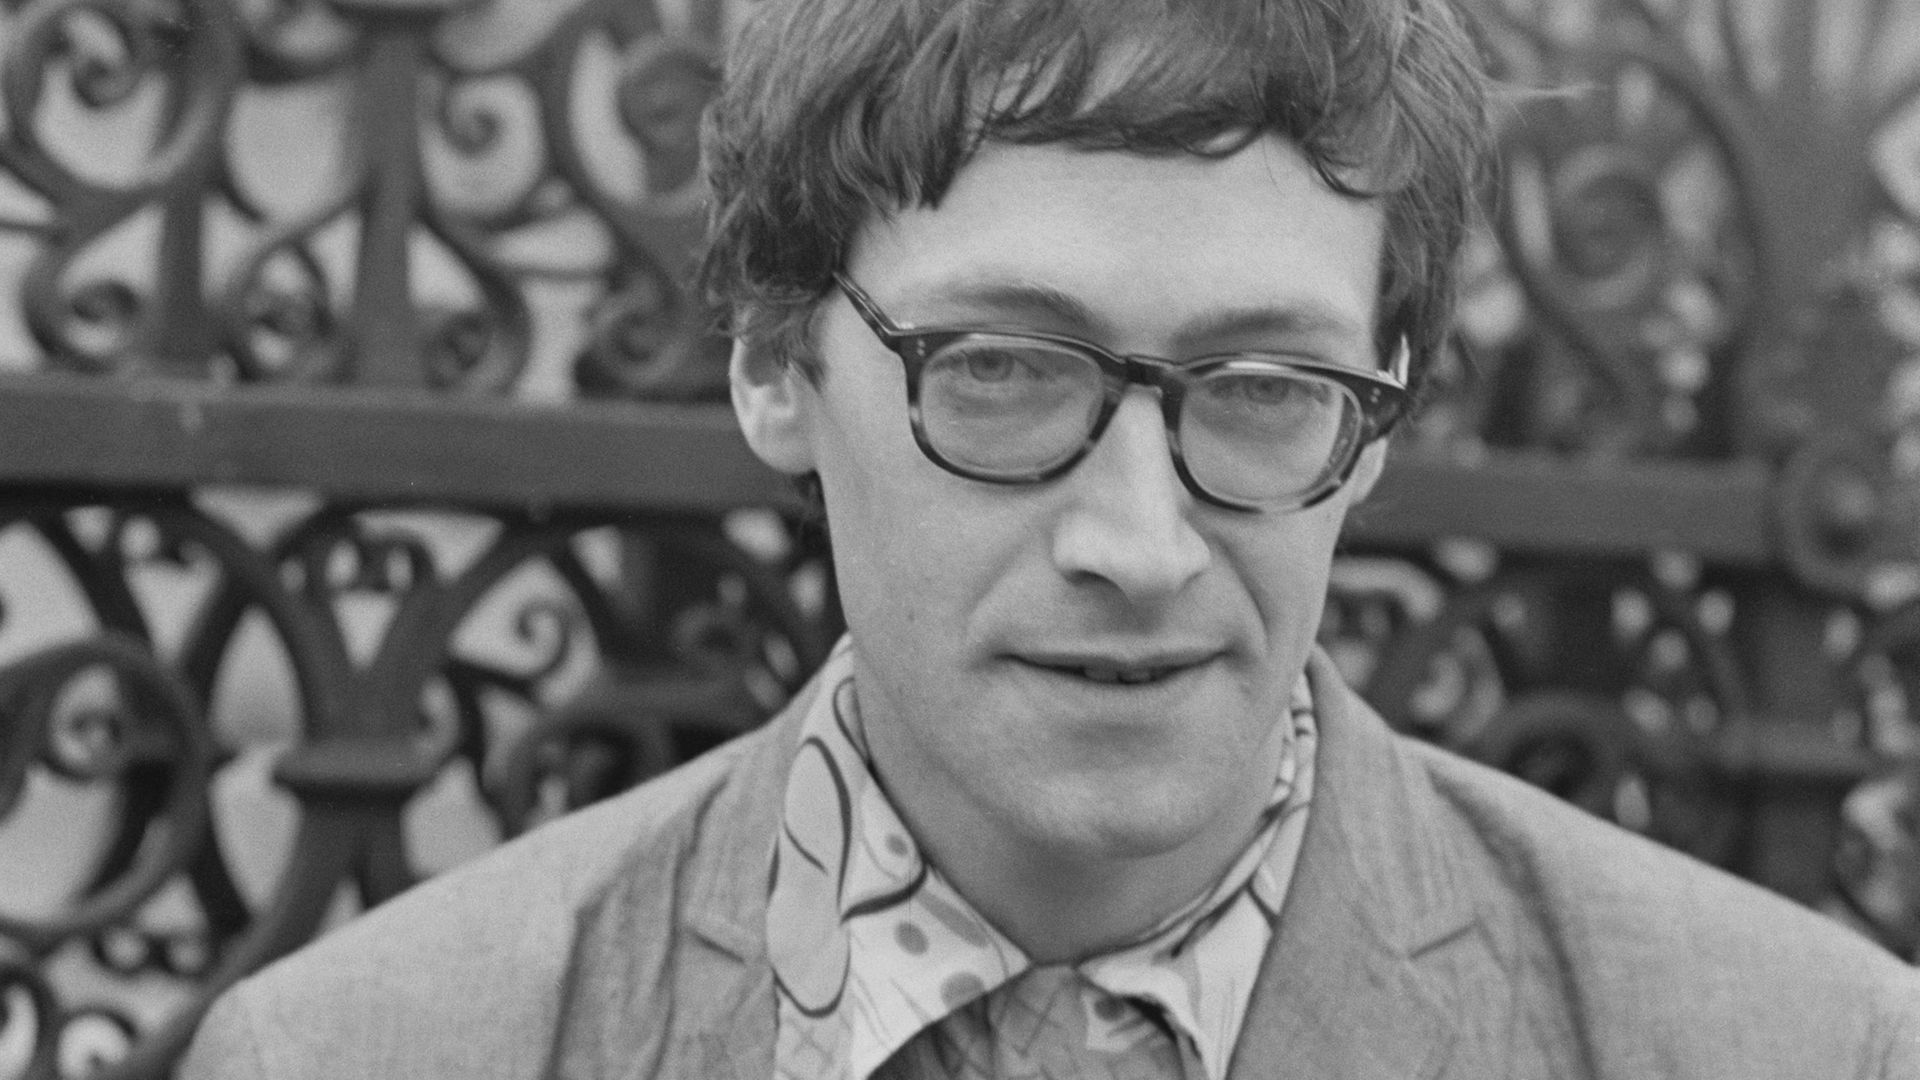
[1345,439,1390,504]
[729,338,816,475]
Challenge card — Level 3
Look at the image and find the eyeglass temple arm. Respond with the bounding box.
[1363,337,1414,443]
[833,273,897,339]
[1384,336,1411,387]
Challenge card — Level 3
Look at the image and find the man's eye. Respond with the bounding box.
[932,342,1077,387]
[951,347,1047,383]
[1204,372,1327,409]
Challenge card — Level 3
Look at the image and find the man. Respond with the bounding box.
[182,0,1920,1076]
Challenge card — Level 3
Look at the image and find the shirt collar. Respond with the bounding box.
[767,637,1319,1080]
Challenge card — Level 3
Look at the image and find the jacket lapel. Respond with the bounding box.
[1226,652,1484,1080]
[673,683,815,1080]
[549,681,814,1080]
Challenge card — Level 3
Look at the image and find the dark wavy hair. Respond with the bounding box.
[700,0,1496,405]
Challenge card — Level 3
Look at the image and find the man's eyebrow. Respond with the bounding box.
[898,276,1369,350]
[895,277,1101,333]
[1174,303,1371,351]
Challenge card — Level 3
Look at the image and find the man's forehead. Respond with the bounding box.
[842,138,1385,354]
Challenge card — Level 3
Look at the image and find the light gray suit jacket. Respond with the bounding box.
[181,653,1920,1078]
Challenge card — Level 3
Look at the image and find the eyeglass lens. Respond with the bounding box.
[916,336,1360,505]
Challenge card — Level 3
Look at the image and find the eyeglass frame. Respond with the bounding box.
[832,273,1413,513]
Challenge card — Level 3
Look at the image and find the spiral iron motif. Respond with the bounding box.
[0,634,214,948]
[1462,6,1755,453]
[220,227,346,384]
[1777,427,1920,604]
[546,22,728,400]
[0,0,241,196]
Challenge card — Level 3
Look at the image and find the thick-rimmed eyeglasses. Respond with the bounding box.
[835,274,1411,513]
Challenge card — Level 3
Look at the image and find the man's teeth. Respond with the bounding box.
[1077,665,1169,684]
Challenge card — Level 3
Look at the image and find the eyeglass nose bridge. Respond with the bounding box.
[1080,349,1189,410]
[1074,350,1242,510]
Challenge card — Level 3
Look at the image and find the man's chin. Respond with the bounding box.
[1004,776,1244,866]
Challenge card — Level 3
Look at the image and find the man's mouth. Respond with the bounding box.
[1015,653,1216,686]
[1070,663,1182,685]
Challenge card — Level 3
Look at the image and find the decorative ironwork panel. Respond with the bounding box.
[1342,0,1920,949]
[0,494,836,1078]
[0,0,736,399]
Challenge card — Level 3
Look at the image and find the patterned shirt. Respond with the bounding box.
[767,639,1319,1080]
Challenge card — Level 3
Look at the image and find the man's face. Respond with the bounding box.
[734,134,1386,875]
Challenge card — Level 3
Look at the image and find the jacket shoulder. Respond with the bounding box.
[178,709,797,1080]
[1400,732,1920,1076]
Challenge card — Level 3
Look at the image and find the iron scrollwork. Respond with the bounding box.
[0,0,730,397]
[0,496,835,1079]
[1327,556,1748,866]
[1343,0,1920,953]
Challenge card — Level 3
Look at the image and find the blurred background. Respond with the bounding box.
[0,0,1917,1075]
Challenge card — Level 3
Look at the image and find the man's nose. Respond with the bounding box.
[1049,389,1212,603]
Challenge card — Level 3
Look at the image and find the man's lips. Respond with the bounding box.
[1009,648,1222,686]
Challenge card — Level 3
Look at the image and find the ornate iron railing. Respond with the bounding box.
[0,0,1915,1076]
